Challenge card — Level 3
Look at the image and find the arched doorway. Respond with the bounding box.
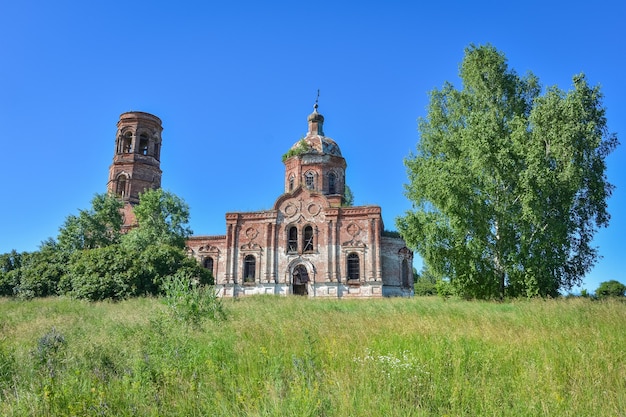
[292,264,309,296]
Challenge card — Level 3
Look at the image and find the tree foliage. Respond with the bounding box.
[0,250,23,296]
[397,44,618,299]
[123,189,192,250]
[58,193,123,253]
[1,189,206,301]
[595,280,626,298]
[16,239,67,299]
[60,243,212,301]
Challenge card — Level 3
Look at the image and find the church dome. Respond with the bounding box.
[290,135,342,157]
[286,103,342,158]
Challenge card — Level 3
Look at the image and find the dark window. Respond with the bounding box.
[328,172,336,194]
[303,226,314,252]
[116,175,127,197]
[347,253,360,281]
[243,255,255,283]
[305,171,314,189]
[288,227,298,252]
[402,259,410,287]
[204,257,214,275]
[139,134,149,155]
[123,132,132,153]
[289,175,295,191]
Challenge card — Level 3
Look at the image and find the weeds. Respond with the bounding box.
[0,296,624,416]
[161,272,226,326]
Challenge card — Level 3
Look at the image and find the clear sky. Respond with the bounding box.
[1,0,624,294]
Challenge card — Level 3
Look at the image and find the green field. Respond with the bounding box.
[0,296,624,416]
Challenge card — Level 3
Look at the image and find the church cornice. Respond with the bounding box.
[337,206,382,217]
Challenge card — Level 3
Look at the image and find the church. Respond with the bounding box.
[106,104,413,298]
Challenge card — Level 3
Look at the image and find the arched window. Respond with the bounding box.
[123,132,133,153]
[139,133,149,155]
[328,172,336,194]
[303,225,314,252]
[204,257,214,275]
[116,175,127,197]
[243,255,256,283]
[347,253,360,281]
[305,171,315,190]
[402,259,410,287]
[289,175,295,191]
[288,226,298,253]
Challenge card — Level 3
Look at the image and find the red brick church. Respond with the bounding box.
[107,105,413,298]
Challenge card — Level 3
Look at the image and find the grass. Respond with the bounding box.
[0,296,624,416]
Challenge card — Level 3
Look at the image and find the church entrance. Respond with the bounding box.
[292,264,309,296]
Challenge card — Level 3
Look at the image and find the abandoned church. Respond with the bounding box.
[106,105,414,298]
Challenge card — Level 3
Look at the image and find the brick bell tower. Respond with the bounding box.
[107,111,163,227]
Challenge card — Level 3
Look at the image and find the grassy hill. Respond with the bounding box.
[0,296,624,416]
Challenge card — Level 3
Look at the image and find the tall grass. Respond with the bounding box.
[0,296,624,416]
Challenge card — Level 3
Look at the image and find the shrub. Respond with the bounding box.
[161,272,225,326]
[436,279,454,299]
[32,327,66,378]
[414,280,438,296]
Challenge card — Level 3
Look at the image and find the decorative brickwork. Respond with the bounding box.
[106,107,413,297]
[185,105,414,298]
[107,112,163,230]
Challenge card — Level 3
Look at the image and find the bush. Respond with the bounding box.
[60,243,212,301]
[161,272,225,326]
[414,280,438,296]
[61,245,137,301]
[17,248,67,299]
[436,279,455,299]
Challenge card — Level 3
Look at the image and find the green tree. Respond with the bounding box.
[17,239,67,299]
[60,243,212,301]
[0,250,23,296]
[413,265,439,296]
[397,44,617,299]
[595,280,626,298]
[342,185,354,207]
[57,193,123,253]
[123,189,192,250]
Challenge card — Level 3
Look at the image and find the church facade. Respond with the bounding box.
[107,106,413,298]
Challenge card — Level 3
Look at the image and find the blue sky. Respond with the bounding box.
[1,1,624,293]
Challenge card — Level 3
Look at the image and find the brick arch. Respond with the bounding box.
[285,258,316,284]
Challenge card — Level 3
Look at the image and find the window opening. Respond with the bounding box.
[123,132,132,153]
[288,227,298,253]
[289,175,295,191]
[328,172,336,194]
[347,253,360,281]
[204,257,214,275]
[305,171,315,190]
[402,259,410,287]
[139,134,149,155]
[116,176,127,197]
[243,255,256,283]
[303,226,314,252]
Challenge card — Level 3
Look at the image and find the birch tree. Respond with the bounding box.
[397,44,617,298]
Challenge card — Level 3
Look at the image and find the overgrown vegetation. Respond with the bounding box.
[0,296,623,416]
[282,138,311,161]
[0,189,211,301]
